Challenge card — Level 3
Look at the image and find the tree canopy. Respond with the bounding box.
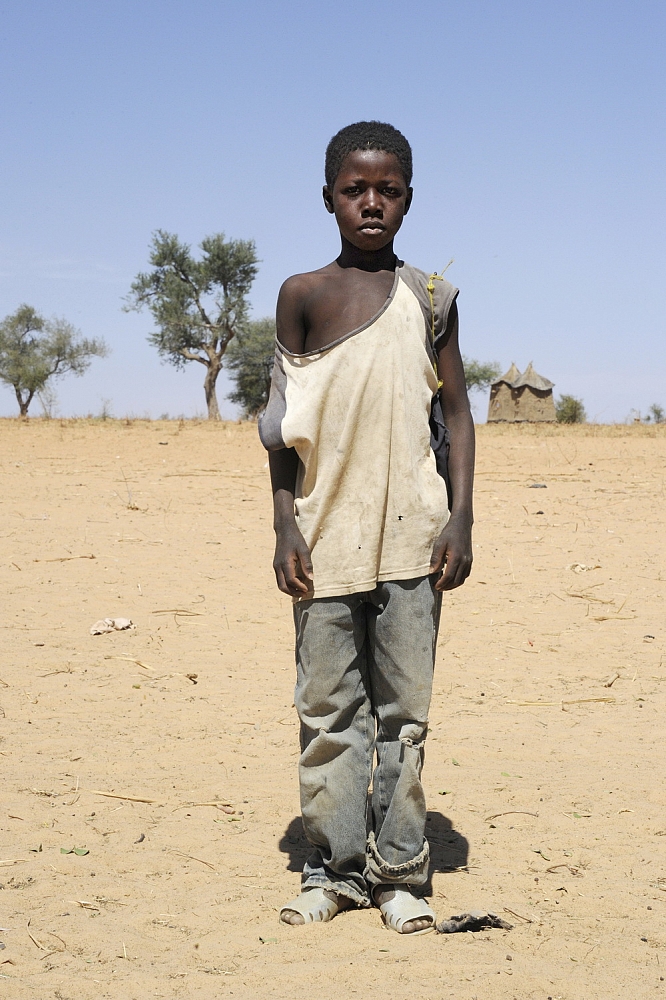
[125,231,258,419]
[462,357,502,392]
[0,305,108,417]
[225,317,276,418]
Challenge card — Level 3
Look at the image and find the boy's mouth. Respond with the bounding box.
[359,224,385,234]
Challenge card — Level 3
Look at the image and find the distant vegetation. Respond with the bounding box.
[645,403,664,424]
[0,305,107,417]
[556,394,587,424]
[226,317,276,418]
[462,357,501,393]
[125,231,258,420]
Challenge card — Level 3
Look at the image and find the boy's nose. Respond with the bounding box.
[360,187,383,216]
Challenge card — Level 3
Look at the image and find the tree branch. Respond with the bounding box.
[173,263,214,330]
[178,348,209,366]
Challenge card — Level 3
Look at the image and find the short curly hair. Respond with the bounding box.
[325,121,413,189]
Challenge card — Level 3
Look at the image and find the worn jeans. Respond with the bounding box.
[292,576,442,906]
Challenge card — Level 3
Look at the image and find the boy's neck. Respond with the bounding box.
[336,237,398,273]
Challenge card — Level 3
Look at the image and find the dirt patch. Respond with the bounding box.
[1,418,664,999]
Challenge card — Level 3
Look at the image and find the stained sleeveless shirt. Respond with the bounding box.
[259,263,458,600]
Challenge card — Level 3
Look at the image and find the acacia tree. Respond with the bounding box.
[462,357,501,393]
[125,231,258,419]
[0,305,108,417]
[225,317,276,418]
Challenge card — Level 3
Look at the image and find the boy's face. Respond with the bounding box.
[323,150,412,252]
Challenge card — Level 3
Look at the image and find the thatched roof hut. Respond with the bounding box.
[487,362,555,422]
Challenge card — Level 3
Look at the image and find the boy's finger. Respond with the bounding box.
[429,545,446,575]
[438,552,461,590]
[284,559,311,593]
[434,561,450,591]
[297,549,314,580]
[439,556,471,591]
[276,566,296,596]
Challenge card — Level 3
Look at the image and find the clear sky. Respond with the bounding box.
[1,0,664,422]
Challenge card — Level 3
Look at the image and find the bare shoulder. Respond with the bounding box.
[276,264,337,353]
[278,263,336,304]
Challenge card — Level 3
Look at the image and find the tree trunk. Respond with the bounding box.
[204,363,221,420]
[15,386,33,419]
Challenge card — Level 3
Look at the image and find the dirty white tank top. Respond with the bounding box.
[259,263,458,600]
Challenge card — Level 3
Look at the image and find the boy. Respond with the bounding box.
[259,121,474,934]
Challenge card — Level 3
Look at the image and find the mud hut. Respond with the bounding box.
[486,363,521,422]
[487,362,555,422]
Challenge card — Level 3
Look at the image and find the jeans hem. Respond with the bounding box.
[301,875,371,907]
[364,832,430,887]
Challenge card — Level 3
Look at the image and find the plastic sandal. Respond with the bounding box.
[375,887,436,935]
[279,887,348,925]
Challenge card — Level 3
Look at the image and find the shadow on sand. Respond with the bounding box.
[278,811,469,896]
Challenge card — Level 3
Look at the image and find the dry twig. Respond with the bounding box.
[104,655,154,671]
[33,555,95,563]
[168,849,217,871]
[26,919,47,951]
[485,810,538,822]
[545,864,583,877]
[151,609,204,616]
[503,908,534,923]
[90,790,158,804]
[173,801,233,812]
[507,697,615,707]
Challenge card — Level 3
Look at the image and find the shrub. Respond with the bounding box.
[555,394,586,424]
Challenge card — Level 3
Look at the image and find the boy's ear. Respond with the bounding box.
[322,185,335,214]
[404,187,413,214]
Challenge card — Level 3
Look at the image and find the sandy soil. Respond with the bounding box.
[1,418,665,1000]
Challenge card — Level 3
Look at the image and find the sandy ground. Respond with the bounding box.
[0,418,665,1000]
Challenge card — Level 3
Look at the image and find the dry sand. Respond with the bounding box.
[1,418,665,999]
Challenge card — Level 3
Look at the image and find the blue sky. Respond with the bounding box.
[1,0,664,421]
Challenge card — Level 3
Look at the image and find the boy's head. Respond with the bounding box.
[323,122,413,253]
[325,121,413,189]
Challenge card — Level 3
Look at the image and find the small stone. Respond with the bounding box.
[506,954,512,961]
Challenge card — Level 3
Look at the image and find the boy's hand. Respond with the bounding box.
[273,523,314,597]
[429,514,473,591]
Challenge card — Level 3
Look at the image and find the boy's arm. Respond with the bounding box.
[269,276,313,597]
[269,449,314,596]
[429,300,476,591]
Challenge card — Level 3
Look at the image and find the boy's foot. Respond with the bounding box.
[373,885,435,935]
[279,887,353,925]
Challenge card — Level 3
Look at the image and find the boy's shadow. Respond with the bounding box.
[422,810,469,897]
[278,811,468,896]
[279,816,311,873]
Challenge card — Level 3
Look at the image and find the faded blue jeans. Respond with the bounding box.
[292,576,442,906]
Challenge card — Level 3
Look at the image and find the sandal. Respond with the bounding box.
[374,886,436,935]
[279,887,349,925]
